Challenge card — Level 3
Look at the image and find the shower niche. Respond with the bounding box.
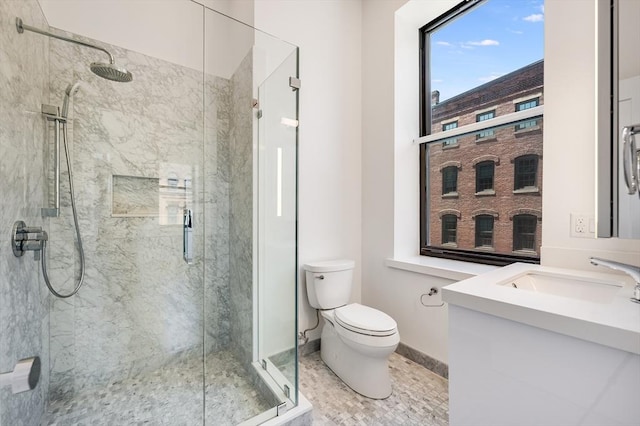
[111,167,194,226]
[111,175,161,217]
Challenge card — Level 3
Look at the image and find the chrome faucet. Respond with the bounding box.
[590,257,640,304]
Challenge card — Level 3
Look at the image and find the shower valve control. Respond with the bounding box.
[12,221,48,260]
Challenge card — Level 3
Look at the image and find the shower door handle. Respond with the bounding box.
[622,124,640,197]
[183,209,193,264]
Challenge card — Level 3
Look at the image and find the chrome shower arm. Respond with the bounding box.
[16,17,114,64]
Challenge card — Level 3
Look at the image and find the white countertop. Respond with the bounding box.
[442,263,640,354]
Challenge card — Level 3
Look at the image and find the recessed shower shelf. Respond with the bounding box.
[111,175,160,217]
[111,175,192,224]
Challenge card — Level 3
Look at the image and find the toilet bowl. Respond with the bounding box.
[320,303,399,399]
[303,260,400,399]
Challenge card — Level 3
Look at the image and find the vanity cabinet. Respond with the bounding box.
[448,305,640,426]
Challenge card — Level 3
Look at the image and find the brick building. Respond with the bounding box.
[428,60,543,258]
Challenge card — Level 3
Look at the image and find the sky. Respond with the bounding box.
[430,0,545,102]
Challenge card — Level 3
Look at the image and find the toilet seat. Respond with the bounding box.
[334,303,397,337]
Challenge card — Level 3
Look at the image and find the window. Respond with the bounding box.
[419,0,544,265]
[514,155,538,190]
[442,166,458,195]
[475,215,494,248]
[515,98,540,130]
[442,121,458,147]
[476,110,495,139]
[441,214,457,245]
[475,161,494,193]
[513,214,537,252]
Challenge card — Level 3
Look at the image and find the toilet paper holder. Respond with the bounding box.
[0,356,40,394]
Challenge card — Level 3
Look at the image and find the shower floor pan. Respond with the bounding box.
[42,350,270,425]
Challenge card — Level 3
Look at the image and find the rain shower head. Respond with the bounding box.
[90,62,133,83]
[16,17,133,83]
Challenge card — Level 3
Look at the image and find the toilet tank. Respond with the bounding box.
[304,259,355,309]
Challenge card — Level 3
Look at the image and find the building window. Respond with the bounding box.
[475,215,494,248]
[476,110,495,139]
[514,155,538,190]
[441,214,457,245]
[419,0,544,266]
[513,214,537,251]
[442,121,458,147]
[515,98,539,130]
[475,161,495,193]
[442,166,458,195]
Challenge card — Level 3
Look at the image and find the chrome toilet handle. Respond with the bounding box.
[316,275,325,280]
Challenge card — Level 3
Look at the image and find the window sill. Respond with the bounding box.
[385,256,499,281]
[475,189,495,197]
[513,187,539,194]
[442,143,459,150]
[442,192,459,199]
[475,136,497,144]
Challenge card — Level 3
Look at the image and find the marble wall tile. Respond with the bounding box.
[204,75,232,355]
[46,30,216,396]
[0,1,51,424]
[43,23,262,402]
[111,175,161,216]
[0,1,50,112]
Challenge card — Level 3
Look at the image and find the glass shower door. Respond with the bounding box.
[257,49,299,405]
[202,7,299,425]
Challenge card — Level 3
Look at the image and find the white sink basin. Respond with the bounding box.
[498,271,623,303]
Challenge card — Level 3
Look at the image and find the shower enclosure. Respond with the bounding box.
[0,0,300,424]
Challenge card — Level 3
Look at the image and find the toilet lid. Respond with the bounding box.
[334,303,397,336]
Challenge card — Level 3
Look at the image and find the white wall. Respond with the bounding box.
[254,0,363,343]
[362,0,459,364]
[38,0,255,78]
[39,0,205,70]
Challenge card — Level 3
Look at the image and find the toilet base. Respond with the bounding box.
[320,322,396,399]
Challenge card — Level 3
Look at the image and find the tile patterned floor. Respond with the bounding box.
[41,348,448,425]
[43,351,270,426]
[299,351,449,426]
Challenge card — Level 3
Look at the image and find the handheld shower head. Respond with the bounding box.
[61,81,83,118]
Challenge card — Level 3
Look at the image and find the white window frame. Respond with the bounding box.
[415,105,544,145]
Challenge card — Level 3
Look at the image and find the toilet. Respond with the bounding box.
[304,259,400,399]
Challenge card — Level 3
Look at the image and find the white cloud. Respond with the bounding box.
[523,13,544,22]
[507,28,524,35]
[467,39,500,47]
[436,41,453,47]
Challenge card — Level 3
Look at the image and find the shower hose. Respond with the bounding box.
[41,122,86,298]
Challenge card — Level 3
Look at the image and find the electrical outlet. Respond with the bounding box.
[570,213,595,238]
